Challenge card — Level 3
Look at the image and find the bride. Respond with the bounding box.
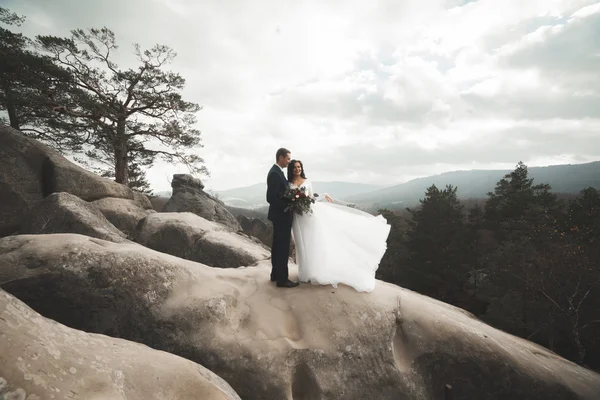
[287,159,391,292]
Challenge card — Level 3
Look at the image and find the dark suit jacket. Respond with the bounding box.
[266,164,291,223]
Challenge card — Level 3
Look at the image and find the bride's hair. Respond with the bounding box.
[287,159,306,182]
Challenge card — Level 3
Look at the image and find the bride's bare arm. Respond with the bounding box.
[308,181,333,202]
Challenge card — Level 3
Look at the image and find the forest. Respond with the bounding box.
[377,161,600,370]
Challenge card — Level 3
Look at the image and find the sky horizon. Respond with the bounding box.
[4,0,600,192]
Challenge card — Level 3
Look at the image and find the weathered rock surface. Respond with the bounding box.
[0,125,147,236]
[164,174,241,230]
[92,197,154,236]
[150,195,170,212]
[236,215,296,259]
[0,289,241,400]
[238,215,273,247]
[133,191,154,210]
[20,192,128,243]
[1,234,599,400]
[135,212,269,268]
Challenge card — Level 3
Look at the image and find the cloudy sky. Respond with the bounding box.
[4,0,600,191]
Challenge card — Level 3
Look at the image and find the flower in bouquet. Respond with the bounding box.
[283,186,316,215]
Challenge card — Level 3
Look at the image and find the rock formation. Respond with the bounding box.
[236,215,295,260]
[3,124,600,400]
[92,197,154,237]
[0,125,150,236]
[150,195,170,212]
[20,192,129,243]
[0,289,241,400]
[133,191,154,210]
[1,234,599,400]
[164,174,241,231]
[237,215,273,247]
[135,212,270,268]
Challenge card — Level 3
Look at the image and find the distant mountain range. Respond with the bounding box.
[213,161,600,210]
[346,161,600,210]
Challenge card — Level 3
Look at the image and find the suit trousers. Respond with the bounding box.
[270,218,292,282]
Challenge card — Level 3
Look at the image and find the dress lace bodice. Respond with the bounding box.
[290,179,317,199]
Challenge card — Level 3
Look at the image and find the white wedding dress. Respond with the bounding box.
[291,180,391,292]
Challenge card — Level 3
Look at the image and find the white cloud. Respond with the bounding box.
[571,2,600,19]
[4,0,600,191]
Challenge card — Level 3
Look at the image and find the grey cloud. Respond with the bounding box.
[7,0,259,109]
[269,86,438,125]
[4,0,599,191]
[480,14,568,49]
[503,13,600,76]
[445,0,480,7]
[270,52,458,125]
[461,91,600,120]
[462,12,600,120]
[307,125,600,176]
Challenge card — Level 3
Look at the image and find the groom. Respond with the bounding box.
[266,148,299,288]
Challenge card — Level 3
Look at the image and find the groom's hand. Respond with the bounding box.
[325,194,333,203]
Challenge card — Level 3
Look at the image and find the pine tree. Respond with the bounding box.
[466,203,484,296]
[0,7,74,139]
[35,27,207,185]
[404,184,469,301]
[375,208,408,285]
[99,159,153,194]
[485,162,561,239]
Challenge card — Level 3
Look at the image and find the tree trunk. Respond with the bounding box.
[2,79,21,129]
[521,283,529,337]
[548,315,556,352]
[572,322,586,364]
[445,384,454,400]
[114,119,128,184]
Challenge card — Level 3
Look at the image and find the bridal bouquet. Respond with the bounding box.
[283,186,318,215]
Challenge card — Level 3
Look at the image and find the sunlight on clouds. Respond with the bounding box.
[464,69,542,97]
[5,0,600,191]
[154,0,187,16]
[570,2,600,19]
[497,24,565,58]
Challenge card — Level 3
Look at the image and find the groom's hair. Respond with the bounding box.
[276,147,290,161]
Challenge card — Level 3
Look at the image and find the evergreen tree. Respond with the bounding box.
[0,7,74,140]
[375,208,408,285]
[567,187,600,251]
[484,161,561,242]
[404,184,469,301]
[482,163,555,335]
[99,158,153,194]
[465,203,486,298]
[35,27,207,185]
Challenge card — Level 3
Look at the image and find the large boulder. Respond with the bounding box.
[150,195,170,212]
[1,234,599,400]
[0,125,142,236]
[236,216,295,260]
[0,289,241,400]
[20,192,128,243]
[135,212,270,268]
[92,197,154,237]
[238,215,273,247]
[133,191,154,210]
[164,174,241,230]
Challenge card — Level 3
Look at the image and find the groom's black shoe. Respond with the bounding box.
[276,279,299,288]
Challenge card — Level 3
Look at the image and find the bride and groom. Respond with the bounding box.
[267,148,391,292]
